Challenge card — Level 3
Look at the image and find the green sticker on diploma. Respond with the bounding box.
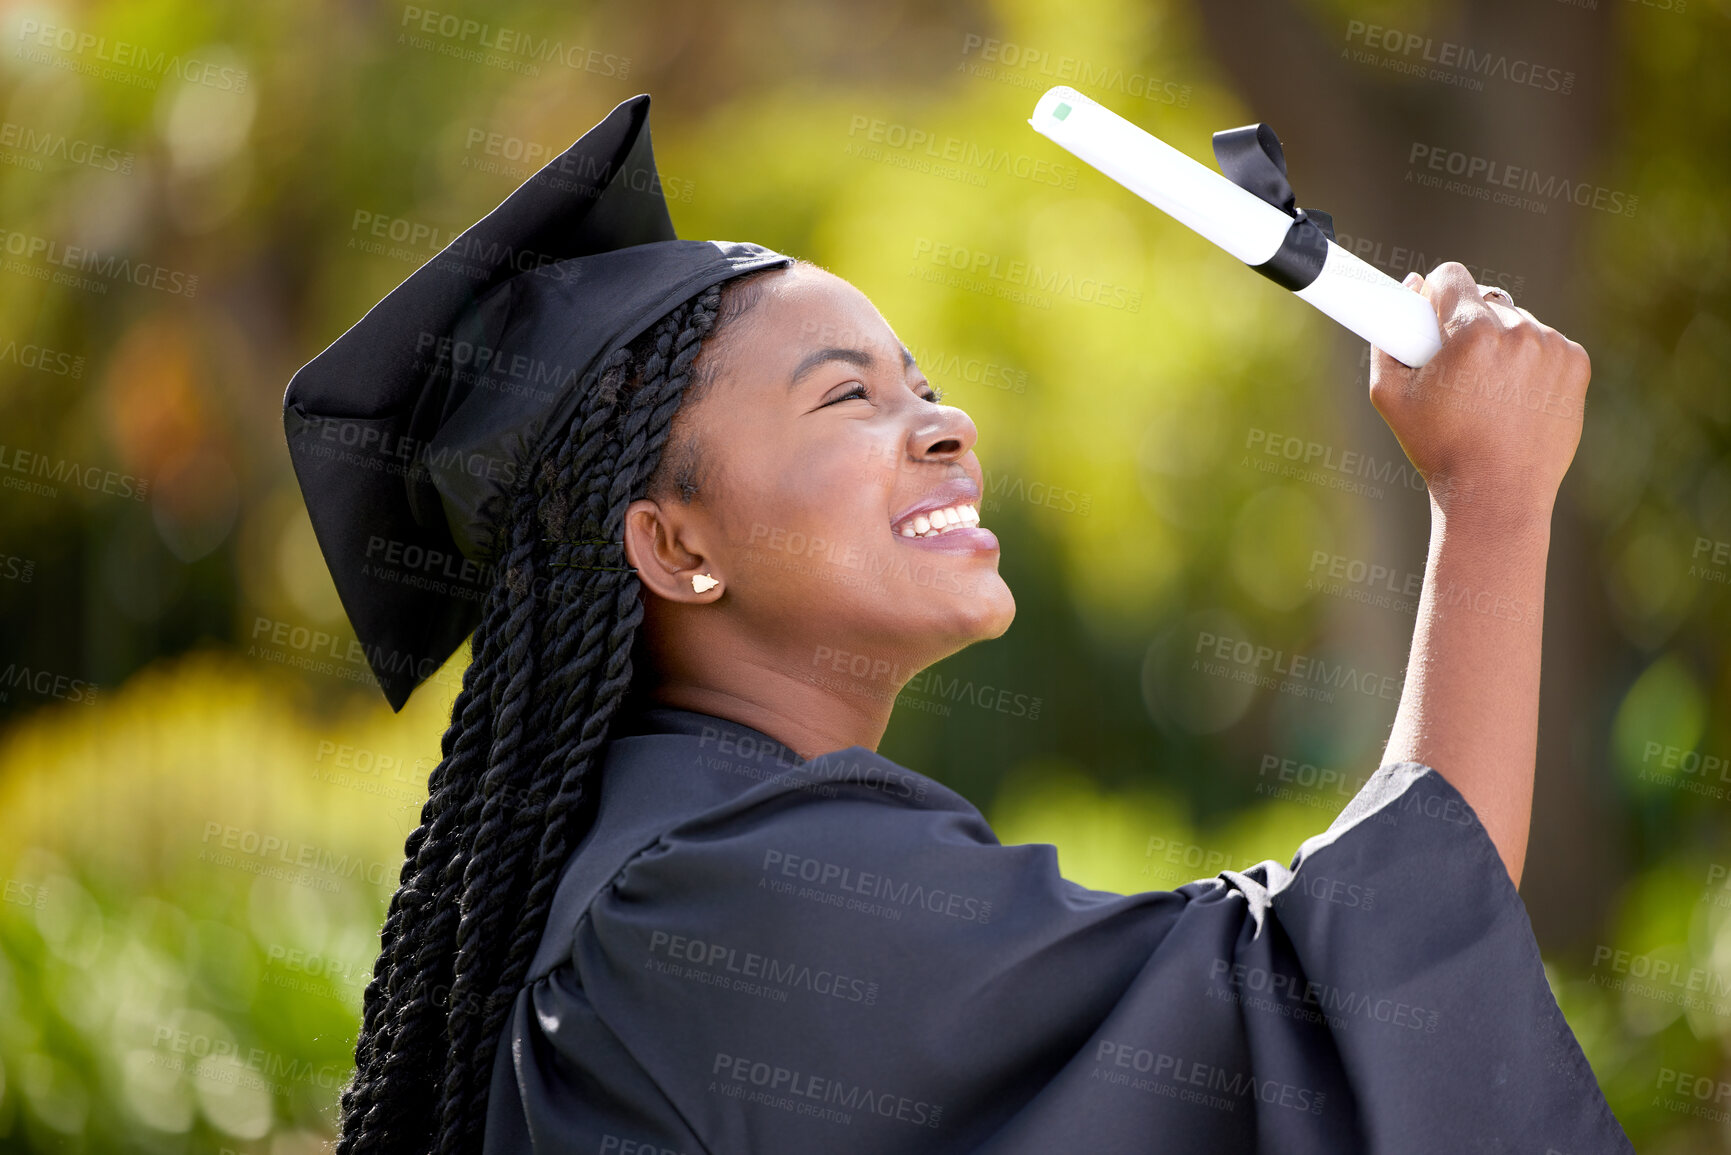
[1053,102,1072,120]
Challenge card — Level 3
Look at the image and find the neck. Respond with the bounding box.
[647,667,891,762]
[642,615,922,760]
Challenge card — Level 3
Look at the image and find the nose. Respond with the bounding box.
[907,404,978,462]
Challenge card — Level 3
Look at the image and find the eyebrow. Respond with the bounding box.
[787,345,918,392]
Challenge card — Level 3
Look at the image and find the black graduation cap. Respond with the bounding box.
[282,93,794,710]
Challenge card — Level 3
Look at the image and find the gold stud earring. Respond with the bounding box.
[692,573,720,593]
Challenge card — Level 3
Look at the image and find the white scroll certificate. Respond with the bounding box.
[1027,85,1445,368]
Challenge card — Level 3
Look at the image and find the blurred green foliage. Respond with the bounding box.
[1,0,1729,1149]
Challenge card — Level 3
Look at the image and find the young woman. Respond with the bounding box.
[285,95,1627,1154]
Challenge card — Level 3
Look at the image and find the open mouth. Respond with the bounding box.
[893,503,982,539]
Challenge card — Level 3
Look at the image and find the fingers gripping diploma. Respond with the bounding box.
[1368,261,1591,527]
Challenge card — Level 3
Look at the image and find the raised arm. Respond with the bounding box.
[1368,263,1592,890]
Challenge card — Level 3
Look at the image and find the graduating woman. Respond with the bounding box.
[283,95,1630,1154]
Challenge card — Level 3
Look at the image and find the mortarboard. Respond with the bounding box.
[282,94,794,710]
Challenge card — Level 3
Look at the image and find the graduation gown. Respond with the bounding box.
[481,705,1631,1154]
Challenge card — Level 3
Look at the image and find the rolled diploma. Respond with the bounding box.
[1028,86,1444,368]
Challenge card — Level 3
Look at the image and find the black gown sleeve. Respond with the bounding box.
[483,758,1632,1154]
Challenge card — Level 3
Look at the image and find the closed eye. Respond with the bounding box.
[819,382,943,408]
[821,383,870,407]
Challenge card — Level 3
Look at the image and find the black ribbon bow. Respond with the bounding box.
[1211,123,1335,292]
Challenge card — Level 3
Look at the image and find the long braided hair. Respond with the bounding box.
[337,262,788,1154]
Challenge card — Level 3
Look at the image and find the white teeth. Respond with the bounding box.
[895,503,983,539]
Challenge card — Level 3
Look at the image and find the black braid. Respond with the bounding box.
[439,297,722,1150]
[336,263,788,1155]
[341,562,514,1152]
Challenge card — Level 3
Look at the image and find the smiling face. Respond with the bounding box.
[623,262,1015,713]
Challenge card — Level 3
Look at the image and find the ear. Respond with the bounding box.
[623,497,722,603]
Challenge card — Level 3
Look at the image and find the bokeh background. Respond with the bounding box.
[0,0,1724,1148]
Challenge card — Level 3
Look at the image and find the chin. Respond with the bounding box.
[859,575,1014,657]
[953,578,1016,643]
